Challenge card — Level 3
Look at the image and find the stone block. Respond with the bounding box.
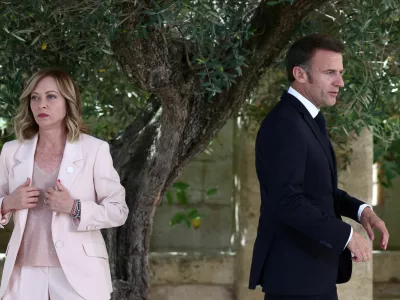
[203,161,234,205]
[150,205,234,252]
[336,129,373,300]
[150,284,233,300]
[169,160,205,205]
[374,251,400,283]
[373,178,400,250]
[197,119,234,162]
[149,253,235,285]
[374,282,400,299]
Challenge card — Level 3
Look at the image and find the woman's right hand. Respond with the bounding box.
[2,178,40,212]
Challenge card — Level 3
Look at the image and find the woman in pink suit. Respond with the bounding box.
[0,68,129,300]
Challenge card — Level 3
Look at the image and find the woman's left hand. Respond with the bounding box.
[44,180,74,214]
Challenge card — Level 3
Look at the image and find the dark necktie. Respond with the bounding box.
[315,111,337,176]
[314,111,327,137]
[315,112,339,213]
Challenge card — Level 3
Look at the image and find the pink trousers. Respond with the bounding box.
[3,265,110,300]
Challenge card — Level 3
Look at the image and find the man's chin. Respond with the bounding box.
[326,96,337,107]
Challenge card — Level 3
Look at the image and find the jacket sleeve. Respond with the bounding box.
[257,118,351,255]
[0,143,13,228]
[75,141,128,231]
[335,189,365,223]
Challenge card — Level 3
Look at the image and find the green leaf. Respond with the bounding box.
[166,190,174,205]
[362,19,373,31]
[235,66,242,76]
[209,11,220,19]
[176,190,189,205]
[30,35,40,46]
[10,32,26,42]
[169,212,187,226]
[185,219,191,228]
[101,49,114,55]
[206,187,218,197]
[172,181,190,190]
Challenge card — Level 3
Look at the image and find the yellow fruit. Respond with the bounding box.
[41,43,47,50]
[191,217,201,229]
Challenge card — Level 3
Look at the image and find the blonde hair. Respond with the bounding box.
[13,68,88,142]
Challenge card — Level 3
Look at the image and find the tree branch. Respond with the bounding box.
[163,0,329,188]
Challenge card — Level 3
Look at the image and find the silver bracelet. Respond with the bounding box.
[71,199,81,219]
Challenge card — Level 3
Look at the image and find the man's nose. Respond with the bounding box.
[335,74,344,87]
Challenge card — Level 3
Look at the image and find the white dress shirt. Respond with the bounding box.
[288,87,371,248]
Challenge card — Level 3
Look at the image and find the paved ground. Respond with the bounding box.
[374,283,400,299]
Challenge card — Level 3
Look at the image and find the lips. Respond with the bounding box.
[38,113,49,118]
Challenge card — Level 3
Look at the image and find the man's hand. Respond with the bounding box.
[360,207,389,250]
[347,231,372,262]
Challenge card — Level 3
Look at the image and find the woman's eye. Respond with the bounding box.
[31,96,38,101]
[48,94,56,100]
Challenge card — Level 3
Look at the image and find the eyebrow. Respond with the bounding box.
[324,69,344,74]
[31,90,59,95]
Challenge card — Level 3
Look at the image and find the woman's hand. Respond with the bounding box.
[3,178,39,213]
[44,180,74,214]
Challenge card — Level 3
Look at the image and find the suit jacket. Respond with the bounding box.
[0,133,129,300]
[248,92,365,296]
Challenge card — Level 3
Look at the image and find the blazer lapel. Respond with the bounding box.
[283,93,335,179]
[13,135,38,231]
[56,136,83,201]
[13,135,84,226]
[303,115,335,178]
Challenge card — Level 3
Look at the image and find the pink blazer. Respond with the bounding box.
[0,134,128,300]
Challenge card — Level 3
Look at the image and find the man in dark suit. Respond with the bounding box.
[249,34,390,300]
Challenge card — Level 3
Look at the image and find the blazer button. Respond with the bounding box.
[55,241,64,248]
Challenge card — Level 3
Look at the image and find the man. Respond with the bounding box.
[249,34,390,300]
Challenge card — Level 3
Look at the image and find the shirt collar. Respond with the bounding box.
[287,86,320,118]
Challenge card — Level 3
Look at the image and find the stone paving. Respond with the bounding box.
[374,283,400,299]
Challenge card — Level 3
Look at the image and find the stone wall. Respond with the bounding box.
[150,119,236,253]
[373,175,400,251]
[336,129,373,300]
[149,253,235,300]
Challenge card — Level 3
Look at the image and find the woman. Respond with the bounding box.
[0,68,129,300]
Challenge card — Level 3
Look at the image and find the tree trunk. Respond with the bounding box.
[104,1,329,299]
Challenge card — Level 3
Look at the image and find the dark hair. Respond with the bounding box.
[285,34,344,82]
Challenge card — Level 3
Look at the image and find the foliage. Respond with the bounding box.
[0,1,148,144]
[245,0,400,185]
[130,0,257,99]
[163,181,218,229]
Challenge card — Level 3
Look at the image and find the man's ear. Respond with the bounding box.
[292,66,308,84]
